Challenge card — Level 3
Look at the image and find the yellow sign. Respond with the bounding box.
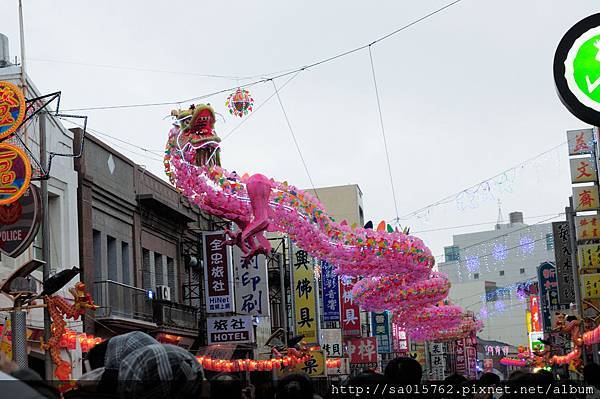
[575,215,600,241]
[582,273,600,299]
[526,310,532,333]
[276,350,326,378]
[0,81,26,140]
[578,243,600,269]
[292,248,319,344]
[570,157,598,184]
[573,185,600,211]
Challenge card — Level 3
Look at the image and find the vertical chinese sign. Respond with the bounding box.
[392,322,408,353]
[537,262,559,333]
[454,339,466,376]
[552,222,576,305]
[232,246,270,317]
[292,248,319,343]
[345,337,378,373]
[529,295,542,333]
[429,342,446,381]
[340,277,361,337]
[371,312,391,353]
[203,232,234,313]
[321,261,340,322]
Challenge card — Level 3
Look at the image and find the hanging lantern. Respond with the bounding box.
[225,88,254,117]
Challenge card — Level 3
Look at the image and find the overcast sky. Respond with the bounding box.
[3,0,599,259]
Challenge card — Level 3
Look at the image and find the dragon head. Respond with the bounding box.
[171,104,216,137]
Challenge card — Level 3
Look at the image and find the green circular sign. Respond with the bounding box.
[555,14,600,125]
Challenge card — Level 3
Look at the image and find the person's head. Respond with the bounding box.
[478,372,500,386]
[348,371,386,389]
[275,373,313,399]
[86,338,110,371]
[118,343,204,399]
[534,369,553,385]
[210,373,242,399]
[444,373,468,385]
[508,370,526,381]
[584,363,600,388]
[384,356,422,385]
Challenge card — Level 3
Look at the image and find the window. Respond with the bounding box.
[93,230,102,281]
[122,242,131,285]
[546,233,554,251]
[444,246,460,262]
[520,268,525,274]
[167,257,177,301]
[107,236,117,281]
[155,253,164,286]
[142,249,151,290]
[473,273,479,279]
[499,270,505,276]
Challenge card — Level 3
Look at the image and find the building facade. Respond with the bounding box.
[74,131,219,346]
[438,212,556,347]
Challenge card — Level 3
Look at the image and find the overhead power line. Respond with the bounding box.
[58,0,464,112]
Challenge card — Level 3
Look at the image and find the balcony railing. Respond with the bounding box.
[153,300,198,331]
[93,280,154,323]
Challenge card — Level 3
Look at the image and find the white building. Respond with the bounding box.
[438,211,556,347]
[0,33,81,371]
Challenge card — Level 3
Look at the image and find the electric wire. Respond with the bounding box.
[368,45,400,224]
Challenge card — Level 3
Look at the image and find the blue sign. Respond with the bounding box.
[321,261,340,322]
[537,262,560,333]
[371,312,391,353]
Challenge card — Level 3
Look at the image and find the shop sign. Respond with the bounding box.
[554,14,600,125]
[292,248,319,343]
[0,185,41,257]
[567,129,595,155]
[340,277,361,337]
[0,143,32,205]
[202,232,234,313]
[578,243,600,269]
[0,81,26,140]
[537,262,560,332]
[552,221,576,304]
[529,295,542,332]
[371,311,391,353]
[321,329,342,358]
[573,185,600,211]
[570,156,597,183]
[207,315,253,344]
[321,260,340,322]
[232,246,269,316]
[575,215,600,240]
[345,337,378,365]
[582,273,600,299]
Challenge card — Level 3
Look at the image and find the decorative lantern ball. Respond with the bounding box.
[226,88,253,117]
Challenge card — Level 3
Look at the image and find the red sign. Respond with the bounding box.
[455,339,466,375]
[529,295,542,332]
[0,81,26,140]
[341,277,361,337]
[202,231,233,313]
[0,185,41,257]
[345,337,378,364]
[0,143,31,205]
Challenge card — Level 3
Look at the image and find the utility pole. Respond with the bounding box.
[17,0,28,145]
[40,112,53,379]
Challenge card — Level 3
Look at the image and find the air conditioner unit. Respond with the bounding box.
[156,285,171,301]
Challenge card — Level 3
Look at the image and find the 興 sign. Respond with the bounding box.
[555,14,600,125]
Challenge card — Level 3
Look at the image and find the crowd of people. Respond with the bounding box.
[0,331,599,399]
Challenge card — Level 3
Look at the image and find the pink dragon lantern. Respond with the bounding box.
[164,104,477,339]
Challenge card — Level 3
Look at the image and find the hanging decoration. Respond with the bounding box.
[43,282,99,380]
[225,88,254,117]
[164,103,481,342]
[0,81,26,140]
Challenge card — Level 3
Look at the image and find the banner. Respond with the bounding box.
[292,248,319,343]
[321,260,340,322]
[529,295,542,332]
[203,232,234,313]
[537,262,560,332]
[321,329,342,358]
[340,277,361,337]
[371,312,391,353]
[552,222,576,304]
[232,246,269,316]
[207,315,254,344]
[345,337,378,371]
